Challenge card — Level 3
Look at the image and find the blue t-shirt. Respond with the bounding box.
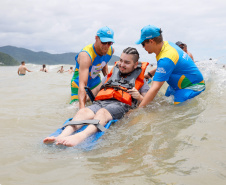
[153,41,205,91]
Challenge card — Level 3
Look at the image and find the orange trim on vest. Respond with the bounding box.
[95,61,149,106]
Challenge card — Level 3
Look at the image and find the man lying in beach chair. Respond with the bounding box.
[43,47,150,147]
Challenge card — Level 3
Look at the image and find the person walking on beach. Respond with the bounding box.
[40,64,48,72]
[43,47,149,147]
[57,66,64,73]
[176,41,194,61]
[17,61,32,75]
[135,25,205,106]
[70,26,115,108]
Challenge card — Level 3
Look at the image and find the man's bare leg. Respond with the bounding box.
[55,108,113,147]
[43,108,95,144]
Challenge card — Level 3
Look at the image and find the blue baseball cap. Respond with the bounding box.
[96,26,115,43]
[135,25,161,44]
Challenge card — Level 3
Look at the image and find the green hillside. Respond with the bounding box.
[0,46,120,65]
[0,52,20,66]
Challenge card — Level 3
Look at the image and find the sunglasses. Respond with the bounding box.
[101,41,113,45]
[141,39,150,47]
[180,45,184,49]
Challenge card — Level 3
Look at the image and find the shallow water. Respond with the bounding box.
[0,61,226,185]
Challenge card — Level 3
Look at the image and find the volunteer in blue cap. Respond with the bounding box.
[70,26,115,108]
[136,25,205,106]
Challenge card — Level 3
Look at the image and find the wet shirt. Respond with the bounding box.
[153,41,205,91]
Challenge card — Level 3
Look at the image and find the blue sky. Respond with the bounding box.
[1,0,226,63]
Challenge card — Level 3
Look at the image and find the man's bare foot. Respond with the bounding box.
[55,133,86,147]
[43,136,57,144]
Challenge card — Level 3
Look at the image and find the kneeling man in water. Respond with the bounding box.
[135,25,205,106]
[43,47,150,147]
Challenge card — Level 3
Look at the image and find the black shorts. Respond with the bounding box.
[88,100,130,120]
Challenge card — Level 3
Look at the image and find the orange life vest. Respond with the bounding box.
[95,61,149,106]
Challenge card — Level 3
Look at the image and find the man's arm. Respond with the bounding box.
[125,86,148,115]
[78,52,92,109]
[144,67,157,79]
[90,73,109,99]
[127,87,144,103]
[102,64,109,76]
[139,81,165,107]
[25,67,32,72]
[127,78,150,103]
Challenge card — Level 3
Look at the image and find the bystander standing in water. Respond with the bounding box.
[66,67,74,74]
[176,41,194,61]
[57,66,64,73]
[40,64,48,72]
[17,61,32,76]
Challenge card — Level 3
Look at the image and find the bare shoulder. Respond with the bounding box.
[78,52,92,67]
[78,52,91,62]
[187,52,194,60]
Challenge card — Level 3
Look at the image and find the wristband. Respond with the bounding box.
[148,72,153,78]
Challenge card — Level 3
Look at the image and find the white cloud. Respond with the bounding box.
[0,0,226,62]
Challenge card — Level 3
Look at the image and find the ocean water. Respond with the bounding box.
[0,61,226,185]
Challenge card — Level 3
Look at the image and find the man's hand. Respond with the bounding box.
[144,73,150,80]
[144,67,157,81]
[127,87,142,101]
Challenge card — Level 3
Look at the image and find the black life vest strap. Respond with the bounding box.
[100,84,130,91]
[101,62,143,91]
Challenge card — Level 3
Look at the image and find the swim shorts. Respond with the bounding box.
[165,85,205,104]
[88,99,130,120]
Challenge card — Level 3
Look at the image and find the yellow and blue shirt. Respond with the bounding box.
[75,44,113,80]
[154,41,205,90]
[153,41,205,104]
[70,44,113,103]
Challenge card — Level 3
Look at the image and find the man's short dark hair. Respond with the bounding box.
[153,33,163,44]
[122,47,140,62]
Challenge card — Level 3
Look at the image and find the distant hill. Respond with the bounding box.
[0,46,120,65]
[0,52,20,66]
